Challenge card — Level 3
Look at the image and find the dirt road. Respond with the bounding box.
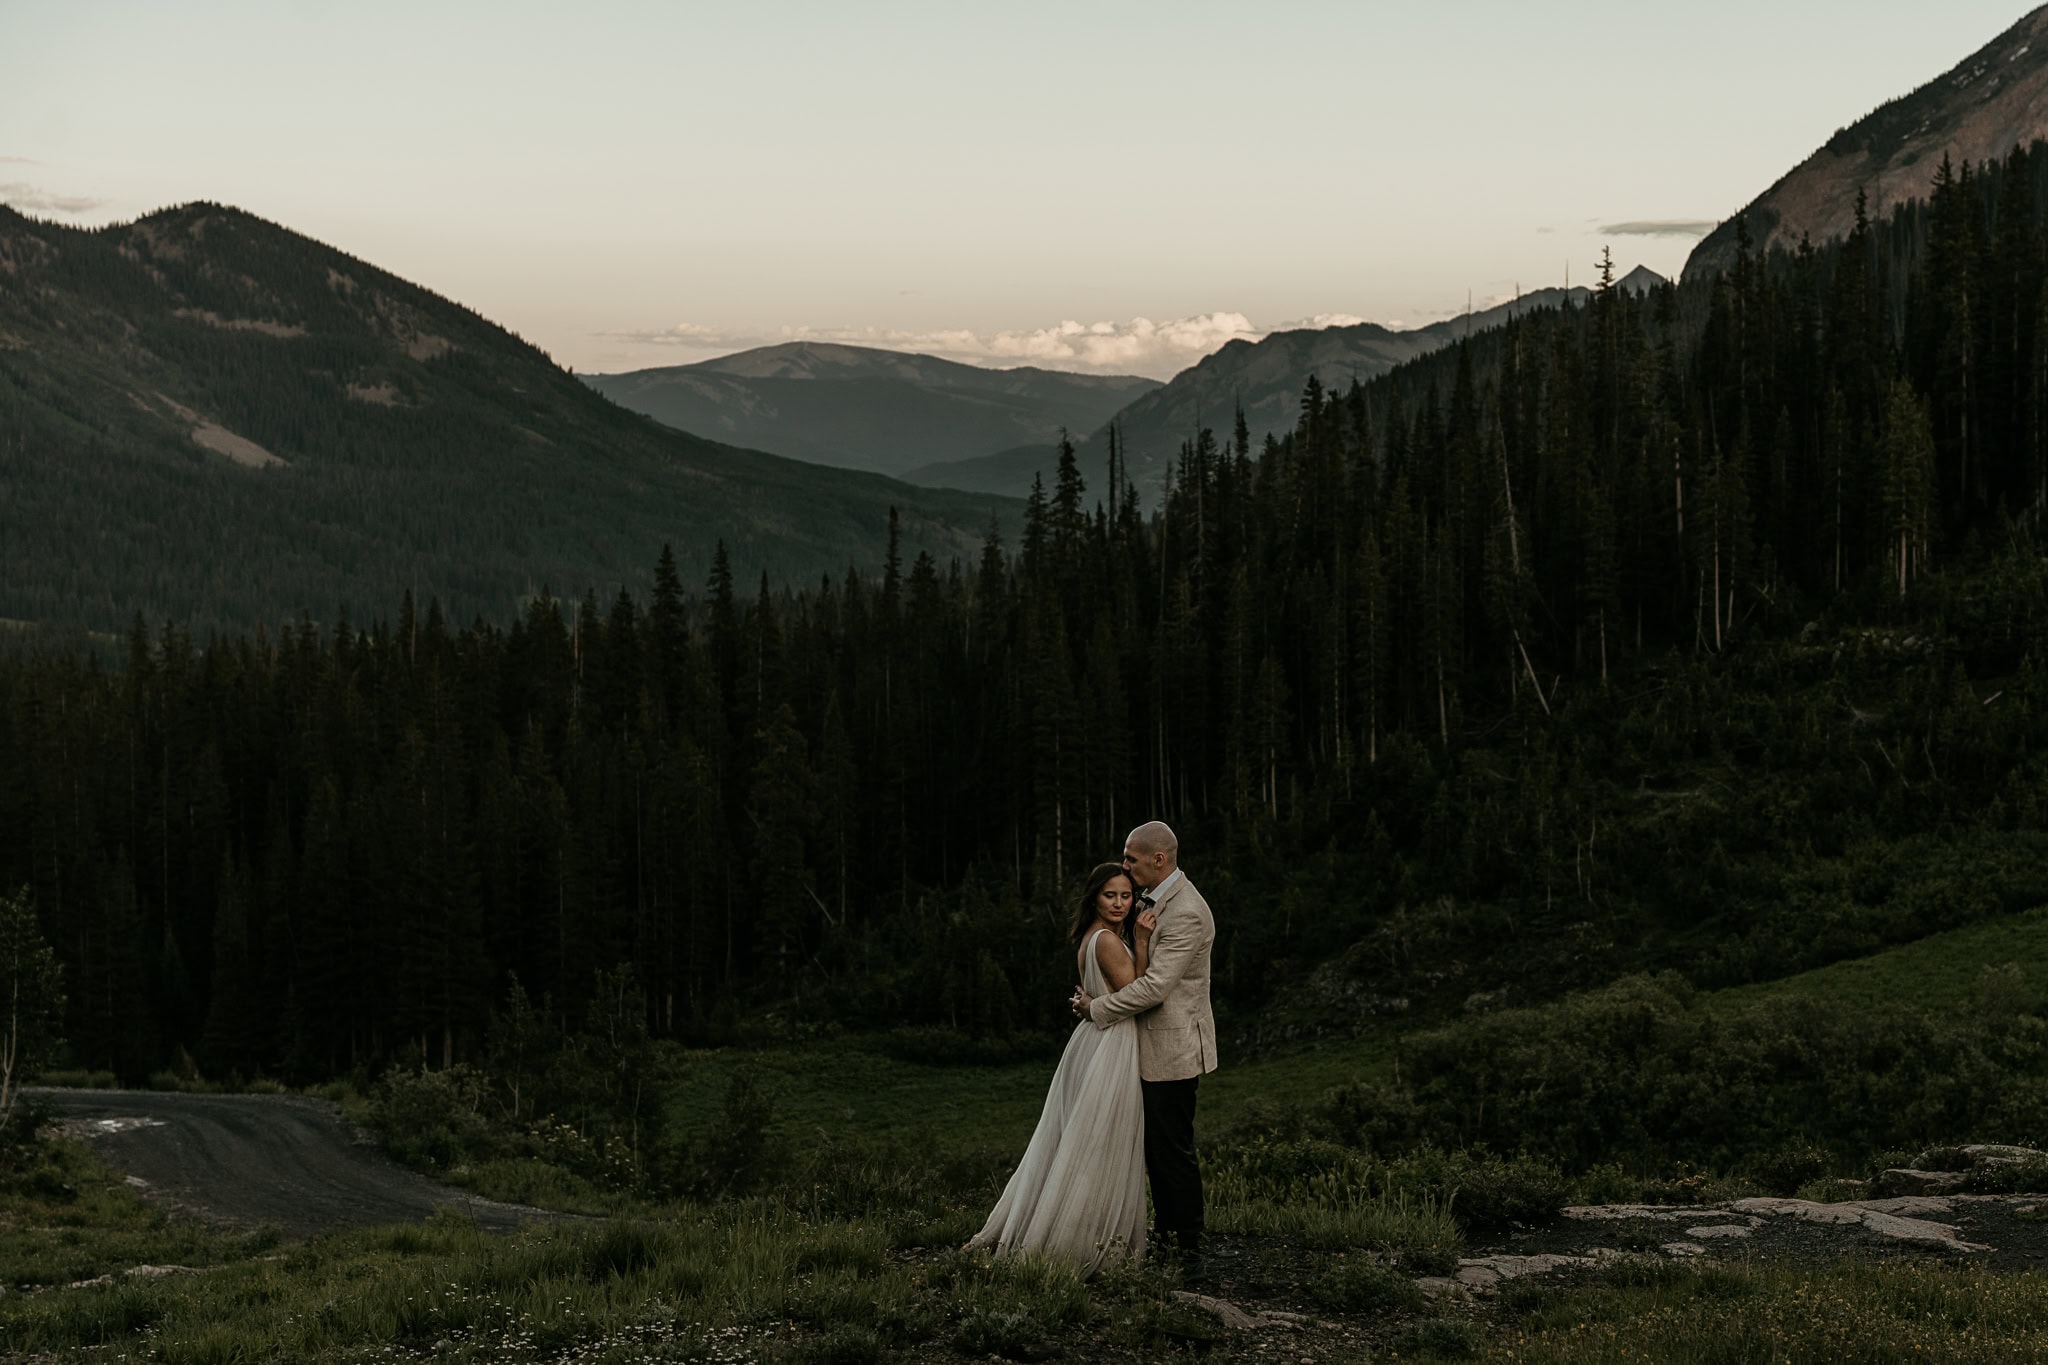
[34,1089,555,1239]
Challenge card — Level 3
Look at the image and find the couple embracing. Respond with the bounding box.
[966,821,1218,1279]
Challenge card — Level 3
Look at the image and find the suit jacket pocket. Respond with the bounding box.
[1144,1019,1189,1031]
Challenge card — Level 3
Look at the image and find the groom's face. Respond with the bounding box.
[1122,840,1166,889]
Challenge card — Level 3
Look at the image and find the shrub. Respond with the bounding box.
[1387,1148,1567,1233]
[1748,1138,1833,1196]
[1308,1256,1426,1315]
[1960,1155,2048,1194]
[367,1061,498,1169]
[1390,1317,1482,1359]
[690,1068,784,1197]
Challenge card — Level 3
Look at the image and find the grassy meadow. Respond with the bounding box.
[13,973,2048,1363]
[13,866,2048,1361]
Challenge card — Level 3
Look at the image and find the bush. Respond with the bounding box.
[1961,1155,2048,1194]
[1748,1138,1834,1196]
[689,1068,784,1197]
[1309,1256,1427,1315]
[1387,1148,1567,1233]
[1390,1317,1482,1359]
[367,1061,498,1169]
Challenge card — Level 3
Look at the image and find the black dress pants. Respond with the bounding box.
[1141,1075,1203,1247]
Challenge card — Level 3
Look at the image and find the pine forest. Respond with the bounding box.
[10,143,2048,1096]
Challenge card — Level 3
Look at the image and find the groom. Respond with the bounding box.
[1071,820,1218,1275]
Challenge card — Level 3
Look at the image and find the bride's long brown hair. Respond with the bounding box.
[1070,861,1136,952]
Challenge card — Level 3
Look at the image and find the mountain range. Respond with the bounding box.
[0,204,1015,635]
[907,274,1664,499]
[1687,4,2048,277]
[583,344,1156,480]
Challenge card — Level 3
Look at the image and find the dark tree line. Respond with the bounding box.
[12,145,2048,1082]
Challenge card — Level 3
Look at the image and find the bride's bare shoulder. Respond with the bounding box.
[1092,930,1133,965]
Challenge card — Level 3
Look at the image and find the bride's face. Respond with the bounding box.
[1096,875,1135,925]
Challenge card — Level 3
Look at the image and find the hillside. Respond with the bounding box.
[904,285,1619,499]
[1687,5,2048,277]
[0,204,1016,634]
[584,342,1157,479]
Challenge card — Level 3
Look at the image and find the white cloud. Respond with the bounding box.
[0,182,105,215]
[596,310,1387,379]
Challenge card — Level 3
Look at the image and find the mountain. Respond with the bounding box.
[584,343,1159,478]
[0,204,1017,635]
[1056,286,1613,501]
[1686,6,2048,279]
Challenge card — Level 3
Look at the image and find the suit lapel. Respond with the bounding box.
[1152,876,1187,923]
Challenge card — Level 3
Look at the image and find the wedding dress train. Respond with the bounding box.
[966,928,1147,1276]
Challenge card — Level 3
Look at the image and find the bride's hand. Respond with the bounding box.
[1135,907,1157,937]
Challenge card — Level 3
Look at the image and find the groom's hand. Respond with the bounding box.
[1070,988,1093,1019]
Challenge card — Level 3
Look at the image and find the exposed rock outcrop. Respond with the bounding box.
[1686,7,2048,278]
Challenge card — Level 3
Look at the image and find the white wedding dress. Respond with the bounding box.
[966,929,1147,1276]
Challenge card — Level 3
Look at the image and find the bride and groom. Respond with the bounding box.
[966,820,1218,1278]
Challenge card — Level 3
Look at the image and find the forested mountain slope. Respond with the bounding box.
[914,285,1623,499]
[13,142,2048,1084]
[585,342,1156,478]
[1688,4,2048,276]
[0,204,1015,635]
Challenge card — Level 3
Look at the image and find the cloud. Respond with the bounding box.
[0,182,106,215]
[1276,312,1369,331]
[1598,219,1718,238]
[600,312,1291,378]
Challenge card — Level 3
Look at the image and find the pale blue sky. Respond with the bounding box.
[3,2,2036,377]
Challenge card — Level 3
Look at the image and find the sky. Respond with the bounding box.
[3,2,2039,380]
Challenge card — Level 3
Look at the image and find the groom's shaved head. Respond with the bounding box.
[1122,822,1179,888]
[1127,822,1178,858]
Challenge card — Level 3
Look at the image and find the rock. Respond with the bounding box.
[1874,1168,1965,1197]
[1455,1252,1606,1292]
[126,1265,201,1279]
[1563,1205,1728,1221]
[1171,1292,1307,1331]
[1732,1197,1988,1251]
[1853,1196,1959,1218]
[1683,1223,1756,1239]
[1662,1242,1708,1257]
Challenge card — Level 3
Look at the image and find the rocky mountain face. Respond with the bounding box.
[1687,6,2048,278]
[0,204,1014,634]
[585,342,1158,479]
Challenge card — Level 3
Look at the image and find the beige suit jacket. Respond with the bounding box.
[1088,871,1218,1081]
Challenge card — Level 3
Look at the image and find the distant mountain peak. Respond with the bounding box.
[1615,265,1667,296]
[587,341,1159,478]
[1686,6,2048,278]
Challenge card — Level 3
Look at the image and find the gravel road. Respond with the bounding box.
[33,1088,557,1239]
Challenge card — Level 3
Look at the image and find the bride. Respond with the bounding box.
[965,862,1152,1276]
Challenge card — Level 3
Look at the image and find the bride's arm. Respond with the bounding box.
[1094,932,1137,992]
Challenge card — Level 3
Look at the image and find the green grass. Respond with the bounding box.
[0,1140,278,1291]
[0,1174,1108,1363]
[1715,904,2048,1016]
[1477,1261,2048,1363]
[663,1032,1399,1160]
